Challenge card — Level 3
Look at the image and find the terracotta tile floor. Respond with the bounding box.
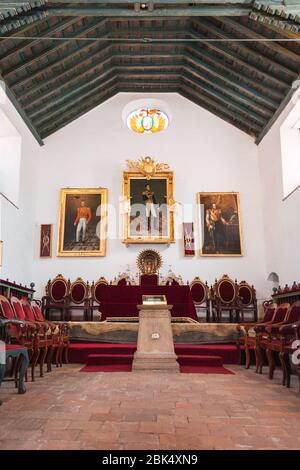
[0,365,300,450]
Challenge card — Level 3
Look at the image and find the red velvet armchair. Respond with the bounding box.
[211,275,241,323]
[236,303,276,369]
[237,281,258,322]
[42,274,71,321]
[68,278,90,321]
[0,295,37,382]
[257,301,300,383]
[279,320,300,393]
[189,277,210,322]
[90,277,109,321]
[140,274,158,286]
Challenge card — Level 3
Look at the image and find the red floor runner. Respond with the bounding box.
[69,342,238,364]
[80,364,234,374]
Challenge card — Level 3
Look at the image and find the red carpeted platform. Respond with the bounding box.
[69,342,237,374]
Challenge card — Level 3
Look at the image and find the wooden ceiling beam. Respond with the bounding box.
[184,62,273,118]
[38,86,118,138]
[186,45,283,103]
[189,24,291,91]
[218,17,300,64]
[20,48,184,109]
[31,72,181,125]
[181,74,266,128]
[44,6,252,17]
[0,17,79,62]
[193,18,298,81]
[1,17,107,78]
[179,85,259,136]
[27,65,183,118]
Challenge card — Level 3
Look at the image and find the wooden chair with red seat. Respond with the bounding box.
[90,277,109,321]
[260,301,300,383]
[279,319,300,393]
[236,303,276,369]
[31,300,69,367]
[255,302,291,375]
[10,296,52,379]
[0,318,30,404]
[0,295,37,382]
[21,298,65,370]
[42,274,70,321]
[68,278,90,321]
[189,277,210,322]
[211,274,241,323]
[237,281,258,323]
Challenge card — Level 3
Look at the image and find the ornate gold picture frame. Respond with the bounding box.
[197,192,243,257]
[58,188,107,257]
[123,157,175,244]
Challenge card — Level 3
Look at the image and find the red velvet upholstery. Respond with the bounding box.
[140,274,158,286]
[191,283,205,304]
[32,305,45,321]
[11,300,26,320]
[22,303,36,322]
[51,280,67,302]
[98,285,197,320]
[272,306,288,323]
[94,283,107,304]
[71,283,86,303]
[218,281,235,303]
[287,305,300,323]
[117,278,127,287]
[263,307,276,322]
[239,286,252,306]
[0,299,15,319]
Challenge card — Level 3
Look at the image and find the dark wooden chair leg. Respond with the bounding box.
[0,364,5,405]
[266,348,275,379]
[39,346,48,378]
[18,353,29,394]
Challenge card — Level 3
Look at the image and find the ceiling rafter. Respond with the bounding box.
[0,6,298,144]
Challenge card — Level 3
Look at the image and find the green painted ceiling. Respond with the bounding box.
[0,1,299,144]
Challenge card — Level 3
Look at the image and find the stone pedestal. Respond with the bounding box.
[132,305,179,372]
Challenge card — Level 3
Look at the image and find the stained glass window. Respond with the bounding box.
[127,108,169,134]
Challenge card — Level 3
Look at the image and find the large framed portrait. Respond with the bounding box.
[58,188,107,257]
[197,192,243,256]
[123,165,175,244]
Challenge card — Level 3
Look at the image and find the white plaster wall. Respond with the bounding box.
[32,93,267,300]
[0,89,41,285]
[258,99,300,286]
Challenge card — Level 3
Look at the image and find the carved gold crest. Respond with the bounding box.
[126,156,170,179]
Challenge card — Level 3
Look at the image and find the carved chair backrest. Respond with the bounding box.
[271,303,290,323]
[92,277,109,304]
[10,296,27,321]
[189,277,209,305]
[238,281,256,307]
[70,278,89,304]
[47,274,70,303]
[20,299,41,322]
[213,275,238,305]
[0,295,15,320]
[262,305,276,322]
[285,301,300,323]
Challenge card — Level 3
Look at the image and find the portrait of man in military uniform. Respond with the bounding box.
[58,188,107,257]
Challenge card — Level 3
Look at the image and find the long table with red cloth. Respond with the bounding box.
[98,285,197,321]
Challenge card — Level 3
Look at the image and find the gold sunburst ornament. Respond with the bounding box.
[137,249,163,275]
[127,108,169,134]
[126,156,170,179]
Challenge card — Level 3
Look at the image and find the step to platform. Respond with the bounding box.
[69,342,238,365]
[86,353,223,367]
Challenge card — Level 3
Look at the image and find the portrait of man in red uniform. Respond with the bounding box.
[58,188,107,256]
[74,200,92,243]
